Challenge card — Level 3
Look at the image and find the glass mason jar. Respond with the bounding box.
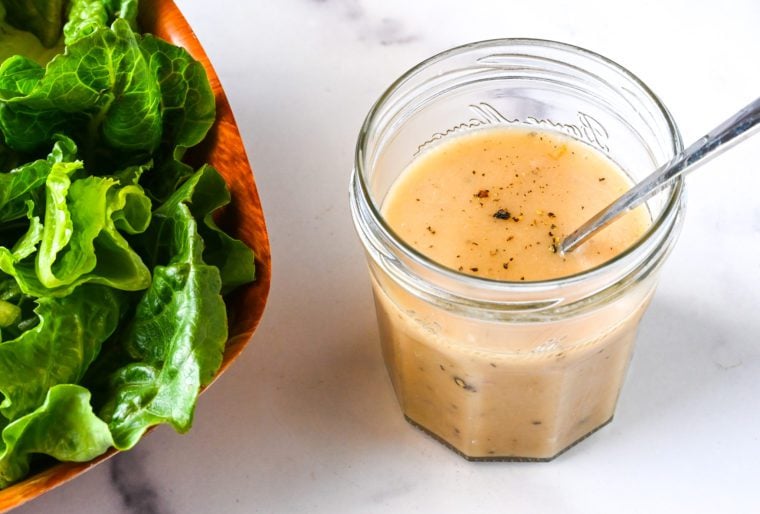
[349,39,685,460]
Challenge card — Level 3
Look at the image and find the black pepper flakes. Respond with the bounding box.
[547,212,556,218]
[453,376,477,392]
[475,189,490,198]
[493,209,511,220]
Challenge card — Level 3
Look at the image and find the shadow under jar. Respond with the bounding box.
[350,39,685,460]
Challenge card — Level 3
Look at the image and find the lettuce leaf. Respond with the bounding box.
[1,0,66,48]
[98,167,233,449]
[0,152,48,223]
[0,136,75,263]
[0,151,154,297]
[0,19,163,162]
[0,17,216,179]
[0,384,113,488]
[138,34,216,200]
[0,276,36,342]
[35,171,152,292]
[137,166,256,292]
[0,3,64,65]
[140,34,216,161]
[0,284,125,420]
[0,277,22,329]
[64,0,138,46]
[0,53,44,99]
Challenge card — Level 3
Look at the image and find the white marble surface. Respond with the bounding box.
[15,0,760,512]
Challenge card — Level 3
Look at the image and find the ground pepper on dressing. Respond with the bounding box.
[382,127,649,281]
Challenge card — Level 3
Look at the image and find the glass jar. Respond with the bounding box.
[349,39,685,460]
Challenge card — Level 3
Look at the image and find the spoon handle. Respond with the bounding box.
[559,97,760,254]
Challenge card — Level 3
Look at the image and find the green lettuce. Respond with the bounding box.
[0,144,154,297]
[0,19,163,161]
[64,0,139,45]
[137,166,256,293]
[0,17,216,176]
[0,385,113,488]
[0,0,137,61]
[98,166,253,449]
[0,0,255,489]
[0,285,125,420]
[0,0,66,48]
[0,3,64,65]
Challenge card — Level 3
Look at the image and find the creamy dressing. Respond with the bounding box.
[382,127,649,281]
[373,127,652,459]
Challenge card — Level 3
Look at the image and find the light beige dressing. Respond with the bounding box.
[382,128,649,281]
[372,127,653,459]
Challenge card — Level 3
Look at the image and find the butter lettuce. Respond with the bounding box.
[0,0,255,488]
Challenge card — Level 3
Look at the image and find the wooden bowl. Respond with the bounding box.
[0,1,272,511]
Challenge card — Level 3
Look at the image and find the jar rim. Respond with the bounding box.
[354,37,684,294]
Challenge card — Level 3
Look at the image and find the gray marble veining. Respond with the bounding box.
[309,0,419,46]
[109,452,169,514]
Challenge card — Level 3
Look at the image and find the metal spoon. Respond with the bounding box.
[559,97,760,254]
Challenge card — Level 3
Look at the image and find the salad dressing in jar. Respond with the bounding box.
[350,39,685,460]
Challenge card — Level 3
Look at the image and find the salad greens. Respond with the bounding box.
[0,0,255,488]
[0,4,64,65]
